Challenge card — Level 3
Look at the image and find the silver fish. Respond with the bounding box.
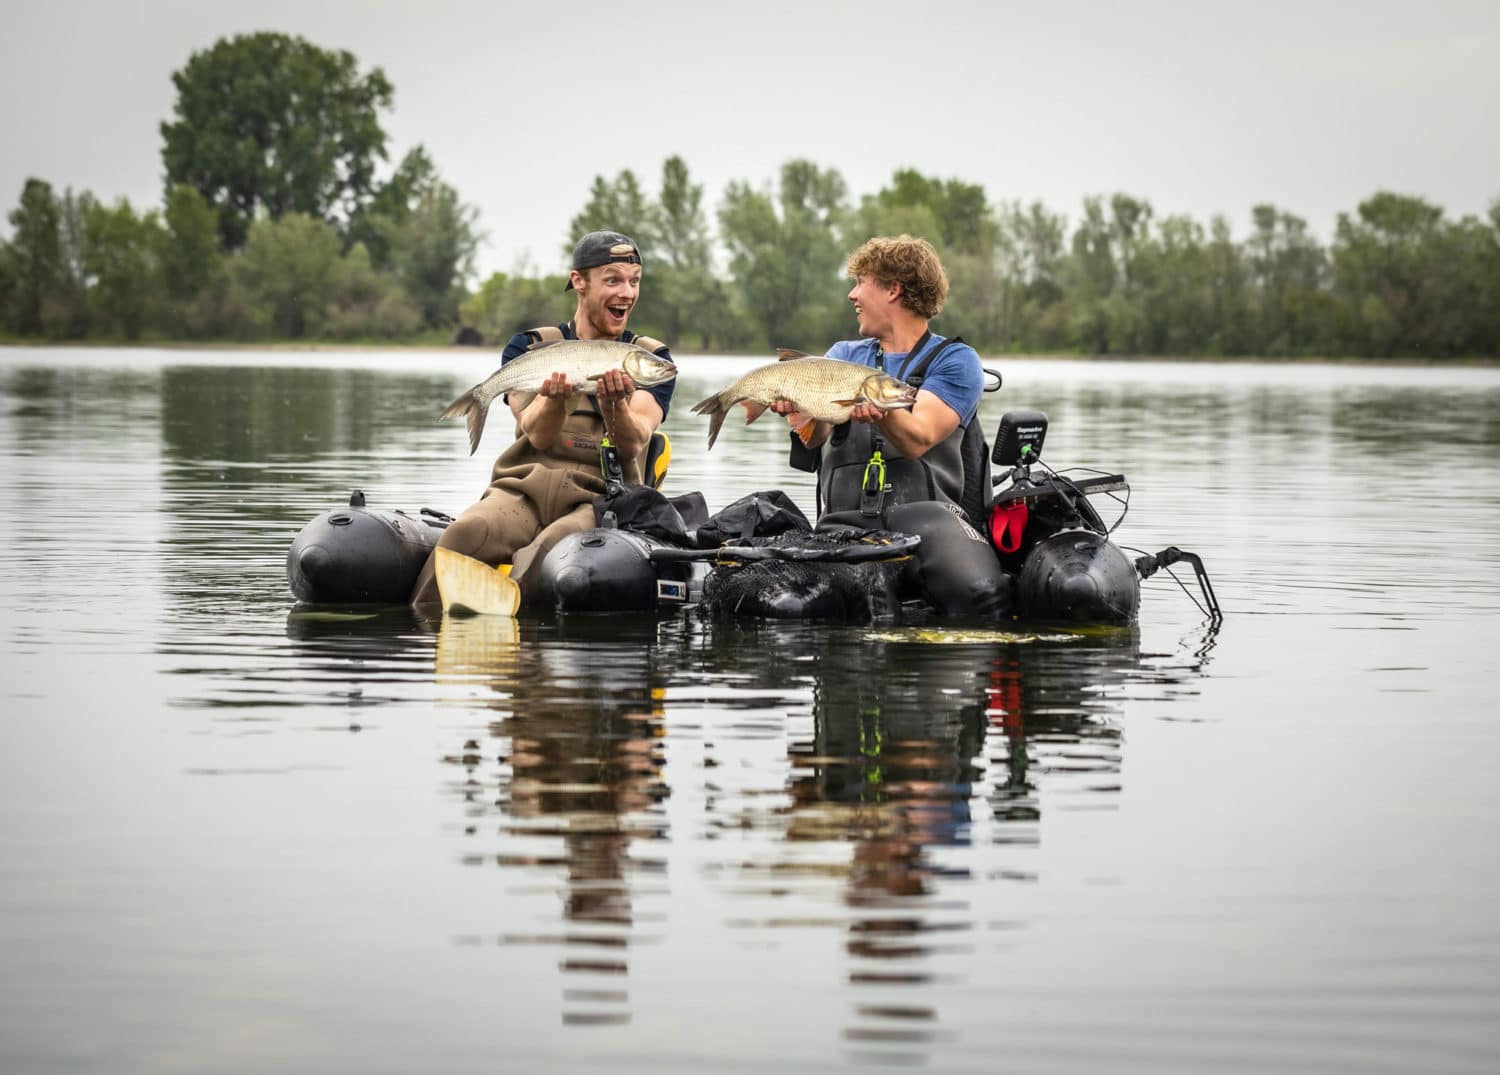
[690,349,919,449]
[440,338,677,454]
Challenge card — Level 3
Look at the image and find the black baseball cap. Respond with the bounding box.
[564,230,642,291]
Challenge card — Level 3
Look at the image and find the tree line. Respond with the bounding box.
[2,32,1497,359]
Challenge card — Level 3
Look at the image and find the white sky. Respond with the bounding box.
[2,0,1497,279]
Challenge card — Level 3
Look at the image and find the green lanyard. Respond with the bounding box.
[859,333,929,517]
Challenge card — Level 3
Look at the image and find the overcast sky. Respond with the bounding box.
[3,0,1496,279]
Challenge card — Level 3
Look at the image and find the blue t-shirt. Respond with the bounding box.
[825,334,982,426]
[501,325,674,420]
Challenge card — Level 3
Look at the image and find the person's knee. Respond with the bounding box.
[889,501,1011,617]
[437,512,493,558]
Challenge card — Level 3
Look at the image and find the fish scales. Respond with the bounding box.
[690,356,918,449]
[440,339,677,455]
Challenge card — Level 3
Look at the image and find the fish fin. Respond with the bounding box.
[790,414,818,446]
[438,389,472,422]
[829,397,862,407]
[439,389,488,456]
[705,406,726,449]
[690,394,728,449]
[738,400,769,425]
[775,348,811,362]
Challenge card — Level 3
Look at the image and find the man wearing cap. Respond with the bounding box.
[410,230,675,607]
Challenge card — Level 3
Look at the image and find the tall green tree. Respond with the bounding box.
[381,178,481,329]
[1066,196,1118,353]
[567,169,656,254]
[1204,215,1253,355]
[1134,214,1209,354]
[160,32,393,250]
[347,146,436,267]
[237,213,343,337]
[159,183,223,303]
[1478,199,1500,353]
[0,243,15,332]
[853,169,993,255]
[52,188,95,338]
[325,242,421,340]
[4,179,63,335]
[84,198,161,340]
[561,159,742,347]
[1063,194,1156,354]
[960,200,1072,351]
[1332,192,1449,357]
[1246,204,1328,355]
[648,156,726,348]
[718,160,849,349]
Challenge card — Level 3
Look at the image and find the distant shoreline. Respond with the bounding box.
[2,337,1496,368]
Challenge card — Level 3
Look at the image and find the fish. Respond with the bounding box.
[440,338,678,454]
[690,349,919,449]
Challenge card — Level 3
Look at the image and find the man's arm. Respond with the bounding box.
[846,390,960,459]
[498,332,569,451]
[511,373,573,450]
[769,391,960,457]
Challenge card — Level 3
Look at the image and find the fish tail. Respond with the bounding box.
[705,406,727,450]
[440,389,488,456]
[691,393,728,450]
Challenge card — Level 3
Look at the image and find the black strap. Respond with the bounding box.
[868,332,950,494]
[901,334,965,388]
[881,330,933,382]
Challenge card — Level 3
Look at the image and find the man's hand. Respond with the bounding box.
[596,368,637,433]
[771,397,833,448]
[537,372,573,398]
[770,398,806,425]
[595,367,637,403]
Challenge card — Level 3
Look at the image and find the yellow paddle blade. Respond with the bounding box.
[434,613,520,680]
[434,547,521,617]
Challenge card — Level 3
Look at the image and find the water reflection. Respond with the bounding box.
[159,363,455,464]
[424,609,1216,1049]
[830,632,1132,1060]
[438,615,672,1028]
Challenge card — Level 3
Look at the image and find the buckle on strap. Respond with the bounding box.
[859,450,888,517]
[599,436,625,499]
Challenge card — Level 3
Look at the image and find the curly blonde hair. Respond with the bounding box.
[845,235,949,319]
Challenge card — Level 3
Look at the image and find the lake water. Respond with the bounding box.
[2,346,1498,1074]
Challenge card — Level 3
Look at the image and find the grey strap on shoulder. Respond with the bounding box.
[527,325,566,347]
[630,333,668,354]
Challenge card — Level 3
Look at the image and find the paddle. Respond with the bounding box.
[433,547,521,616]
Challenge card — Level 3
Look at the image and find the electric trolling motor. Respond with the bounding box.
[988,411,1221,623]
